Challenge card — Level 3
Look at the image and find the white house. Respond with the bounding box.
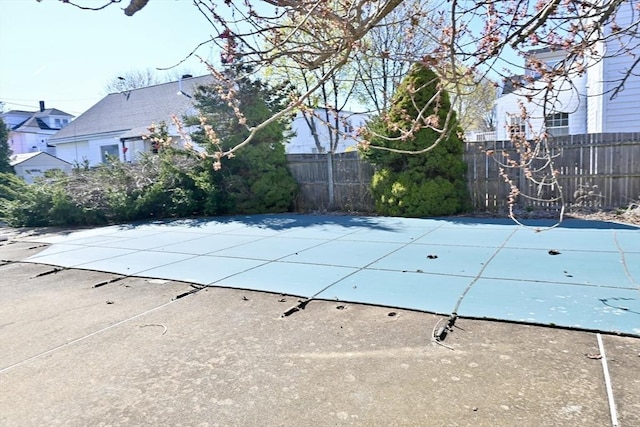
[492,1,639,141]
[48,75,213,166]
[1,102,74,156]
[10,151,73,184]
[286,109,369,154]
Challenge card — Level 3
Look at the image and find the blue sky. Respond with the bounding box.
[0,0,216,116]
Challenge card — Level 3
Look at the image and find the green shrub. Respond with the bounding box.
[372,170,466,217]
[363,64,469,217]
[0,172,27,202]
[189,65,298,215]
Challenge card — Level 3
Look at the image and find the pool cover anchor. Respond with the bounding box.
[30,267,67,278]
[432,313,458,349]
[281,298,311,317]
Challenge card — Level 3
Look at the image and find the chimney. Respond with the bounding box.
[177,76,192,98]
[39,101,45,112]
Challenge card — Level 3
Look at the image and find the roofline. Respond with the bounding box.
[9,128,58,135]
[10,151,73,166]
[1,110,35,115]
[525,46,570,56]
[105,74,212,96]
[49,129,130,144]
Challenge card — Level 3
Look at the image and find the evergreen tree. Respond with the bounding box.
[189,65,298,214]
[0,118,13,174]
[363,64,469,217]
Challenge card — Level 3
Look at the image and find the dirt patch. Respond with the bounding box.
[565,207,640,226]
[464,202,640,227]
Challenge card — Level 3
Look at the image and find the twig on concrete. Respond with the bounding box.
[140,324,168,335]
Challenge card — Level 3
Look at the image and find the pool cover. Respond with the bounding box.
[23,214,640,336]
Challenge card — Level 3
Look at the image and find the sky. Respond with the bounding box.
[0,0,217,116]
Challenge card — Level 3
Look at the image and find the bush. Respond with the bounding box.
[363,64,469,217]
[0,179,86,227]
[189,66,298,214]
[0,172,27,202]
[372,170,466,217]
[0,141,294,227]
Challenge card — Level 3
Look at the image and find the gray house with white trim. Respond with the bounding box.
[49,75,213,166]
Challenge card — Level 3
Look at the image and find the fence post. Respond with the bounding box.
[327,152,334,209]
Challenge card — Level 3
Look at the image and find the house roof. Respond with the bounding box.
[9,151,72,166]
[501,75,525,96]
[49,75,214,143]
[13,116,54,132]
[3,108,74,131]
[3,109,34,115]
[42,108,73,116]
[4,108,72,116]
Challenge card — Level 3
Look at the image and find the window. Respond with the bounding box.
[507,114,526,138]
[343,120,353,134]
[545,112,569,136]
[54,118,68,128]
[101,144,120,163]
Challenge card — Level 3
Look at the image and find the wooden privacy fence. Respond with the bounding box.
[286,152,375,212]
[286,133,640,212]
[465,133,640,211]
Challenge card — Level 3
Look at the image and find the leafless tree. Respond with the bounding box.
[449,72,498,133]
[104,68,197,94]
[353,0,439,115]
[104,68,162,94]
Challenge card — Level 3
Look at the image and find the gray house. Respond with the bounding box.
[49,75,213,166]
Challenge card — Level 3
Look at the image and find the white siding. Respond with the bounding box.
[13,154,72,184]
[496,1,639,137]
[126,139,153,163]
[586,40,605,134]
[587,1,640,133]
[495,73,587,140]
[286,111,368,154]
[601,37,640,132]
[8,132,27,154]
[495,93,521,141]
[56,141,91,166]
[8,131,52,154]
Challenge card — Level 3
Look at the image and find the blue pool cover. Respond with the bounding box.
[23,214,640,336]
